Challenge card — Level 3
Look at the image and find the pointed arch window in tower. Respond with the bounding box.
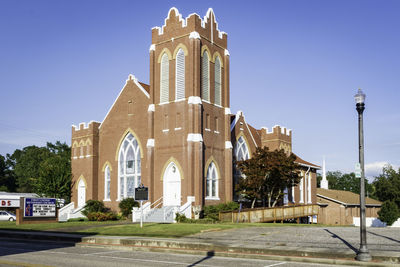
[214,57,222,106]
[175,48,185,100]
[201,51,210,101]
[104,165,111,201]
[160,53,169,103]
[118,133,141,200]
[206,162,218,198]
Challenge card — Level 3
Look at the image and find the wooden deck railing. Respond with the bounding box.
[219,204,319,223]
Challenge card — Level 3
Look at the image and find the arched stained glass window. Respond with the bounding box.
[214,57,221,106]
[118,133,141,200]
[160,53,169,103]
[104,165,111,200]
[235,136,250,162]
[233,136,250,197]
[206,162,218,198]
[201,51,210,101]
[175,48,185,100]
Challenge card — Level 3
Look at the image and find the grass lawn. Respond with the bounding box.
[0,221,346,238]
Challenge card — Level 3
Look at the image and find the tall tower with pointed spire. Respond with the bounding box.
[320,156,329,189]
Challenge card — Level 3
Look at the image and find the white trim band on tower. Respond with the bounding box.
[146,139,155,148]
[225,141,233,149]
[189,31,200,39]
[224,108,231,115]
[187,133,203,142]
[224,49,230,56]
[148,104,155,112]
[149,44,156,52]
[188,96,202,105]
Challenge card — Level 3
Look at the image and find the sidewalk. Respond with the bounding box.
[1,226,399,266]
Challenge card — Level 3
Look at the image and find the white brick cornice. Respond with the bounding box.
[187,133,203,142]
[188,96,202,105]
[146,139,155,148]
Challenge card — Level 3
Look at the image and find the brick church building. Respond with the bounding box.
[70,8,319,213]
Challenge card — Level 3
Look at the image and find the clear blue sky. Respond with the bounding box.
[1,0,399,180]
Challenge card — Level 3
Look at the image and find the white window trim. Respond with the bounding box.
[118,133,141,201]
[206,162,219,199]
[104,165,111,202]
[201,51,210,102]
[175,48,185,101]
[160,53,169,104]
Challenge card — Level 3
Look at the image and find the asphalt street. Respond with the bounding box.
[0,238,352,267]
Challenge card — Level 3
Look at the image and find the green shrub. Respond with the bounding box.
[175,213,215,224]
[82,200,108,216]
[378,200,400,226]
[203,201,240,221]
[118,198,139,218]
[86,211,118,221]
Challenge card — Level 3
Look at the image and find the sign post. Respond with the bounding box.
[135,185,148,228]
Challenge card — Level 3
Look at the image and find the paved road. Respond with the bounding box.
[0,238,350,267]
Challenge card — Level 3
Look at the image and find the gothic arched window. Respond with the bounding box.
[235,136,250,162]
[175,48,185,100]
[206,162,218,198]
[233,136,250,191]
[118,133,141,200]
[201,51,210,101]
[214,57,222,106]
[160,53,169,103]
[104,165,111,201]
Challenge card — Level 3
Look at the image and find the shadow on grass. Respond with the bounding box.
[324,229,358,253]
[187,251,215,266]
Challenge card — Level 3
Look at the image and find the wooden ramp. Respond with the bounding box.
[219,204,319,223]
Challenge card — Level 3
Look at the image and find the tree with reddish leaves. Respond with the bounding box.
[236,147,301,208]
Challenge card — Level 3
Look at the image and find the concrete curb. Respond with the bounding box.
[79,236,399,266]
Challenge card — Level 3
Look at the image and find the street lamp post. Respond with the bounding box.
[354,88,372,262]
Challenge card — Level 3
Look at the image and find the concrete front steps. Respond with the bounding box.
[132,196,194,223]
[58,202,85,222]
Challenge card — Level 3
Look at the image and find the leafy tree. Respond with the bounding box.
[373,165,400,209]
[9,146,50,192]
[0,154,17,192]
[317,171,374,197]
[4,142,71,202]
[378,200,399,226]
[236,147,300,208]
[36,154,71,202]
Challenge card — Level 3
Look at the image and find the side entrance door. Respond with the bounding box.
[77,179,86,208]
[163,162,181,206]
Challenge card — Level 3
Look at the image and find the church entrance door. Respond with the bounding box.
[163,162,181,206]
[77,179,86,208]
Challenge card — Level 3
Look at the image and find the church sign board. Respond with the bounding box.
[24,198,56,217]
